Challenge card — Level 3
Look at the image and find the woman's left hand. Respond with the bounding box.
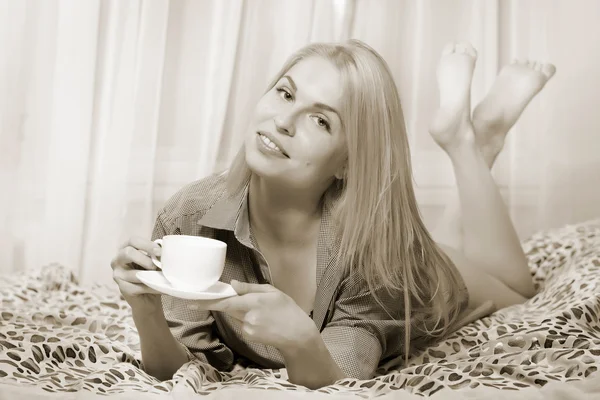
[188,280,318,351]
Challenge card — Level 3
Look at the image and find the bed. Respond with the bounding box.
[1,220,600,399]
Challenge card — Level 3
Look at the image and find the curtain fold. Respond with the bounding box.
[79,0,169,284]
[1,0,599,285]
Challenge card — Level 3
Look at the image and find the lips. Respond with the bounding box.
[257,131,289,157]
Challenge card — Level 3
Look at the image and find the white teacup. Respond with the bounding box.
[151,235,227,292]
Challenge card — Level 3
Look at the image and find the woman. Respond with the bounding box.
[110,40,555,389]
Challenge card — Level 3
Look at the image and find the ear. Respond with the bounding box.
[334,163,347,180]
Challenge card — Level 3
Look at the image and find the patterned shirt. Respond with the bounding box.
[152,172,470,379]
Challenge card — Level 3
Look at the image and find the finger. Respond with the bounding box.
[240,322,256,340]
[112,246,157,271]
[230,280,275,295]
[119,236,162,257]
[113,268,147,284]
[187,298,236,312]
[115,279,162,297]
[239,311,262,340]
[224,309,246,322]
[187,296,253,316]
[187,299,221,311]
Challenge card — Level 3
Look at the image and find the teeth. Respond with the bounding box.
[260,134,281,152]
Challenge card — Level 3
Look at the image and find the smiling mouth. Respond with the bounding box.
[257,132,289,157]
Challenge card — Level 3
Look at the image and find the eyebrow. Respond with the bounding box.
[283,75,297,91]
[282,75,341,118]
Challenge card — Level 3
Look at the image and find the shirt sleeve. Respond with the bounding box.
[152,211,235,370]
[320,275,407,380]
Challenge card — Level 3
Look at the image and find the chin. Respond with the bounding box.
[244,140,274,178]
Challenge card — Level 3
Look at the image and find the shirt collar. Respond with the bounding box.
[196,176,252,247]
[196,175,339,259]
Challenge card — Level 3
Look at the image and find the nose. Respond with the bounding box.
[274,114,295,137]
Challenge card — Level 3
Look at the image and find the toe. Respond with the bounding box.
[456,42,477,57]
[455,42,468,54]
[464,43,478,58]
[541,63,557,79]
[441,42,456,55]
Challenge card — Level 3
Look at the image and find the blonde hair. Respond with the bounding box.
[228,40,465,363]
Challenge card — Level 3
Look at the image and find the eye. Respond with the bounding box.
[276,87,293,102]
[311,115,331,131]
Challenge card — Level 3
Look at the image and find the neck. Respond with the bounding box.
[248,174,326,244]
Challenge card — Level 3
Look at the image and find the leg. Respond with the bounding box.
[429,43,555,299]
[441,137,536,299]
[433,57,557,251]
[428,42,477,251]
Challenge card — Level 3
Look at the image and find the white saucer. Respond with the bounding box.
[136,271,237,300]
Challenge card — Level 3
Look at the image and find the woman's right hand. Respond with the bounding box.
[110,236,163,314]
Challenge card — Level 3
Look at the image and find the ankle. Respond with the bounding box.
[472,116,505,136]
[478,137,504,167]
[440,128,477,154]
[445,139,480,162]
[480,146,499,168]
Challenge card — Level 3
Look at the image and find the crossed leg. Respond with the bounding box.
[428,42,556,309]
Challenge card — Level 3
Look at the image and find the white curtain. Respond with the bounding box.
[1,0,599,286]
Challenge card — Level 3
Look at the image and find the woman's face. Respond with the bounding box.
[245,56,347,190]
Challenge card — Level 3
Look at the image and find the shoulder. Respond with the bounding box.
[157,171,229,226]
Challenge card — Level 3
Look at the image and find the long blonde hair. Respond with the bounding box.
[228,40,465,362]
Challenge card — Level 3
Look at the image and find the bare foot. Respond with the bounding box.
[472,60,556,165]
[429,42,478,150]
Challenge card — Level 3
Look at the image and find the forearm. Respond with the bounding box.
[132,307,189,381]
[280,329,346,389]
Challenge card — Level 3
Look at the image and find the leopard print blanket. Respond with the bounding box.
[0,220,599,398]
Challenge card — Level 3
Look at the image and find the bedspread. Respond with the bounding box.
[1,220,599,398]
